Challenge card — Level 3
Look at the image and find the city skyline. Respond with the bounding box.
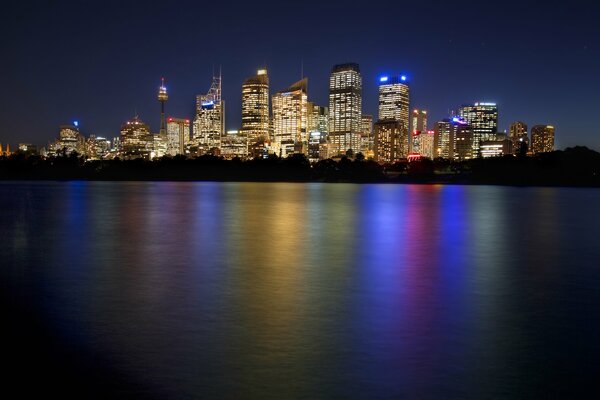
[1,1,598,150]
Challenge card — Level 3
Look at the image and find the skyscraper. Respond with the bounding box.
[411,109,427,154]
[167,118,190,156]
[49,123,85,156]
[509,121,529,155]
[454,121,474,160]
[241,69,270,146]
[531,125,555,154]
[458,102,498,155]
[120,116,153,159]
[433,120,454,159]
[328,63,362,155]
[193,73,224,155]
[374,119,404,163]
[272,78,308,157]
[360,114,373,155]
[378,75,410,158]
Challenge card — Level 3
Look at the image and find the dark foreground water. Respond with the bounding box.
[1,181,599,399]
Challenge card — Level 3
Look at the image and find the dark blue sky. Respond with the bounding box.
[1,0,598,150]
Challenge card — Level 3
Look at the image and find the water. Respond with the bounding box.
[1,181,599,399]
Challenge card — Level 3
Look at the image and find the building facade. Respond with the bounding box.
[458,102,498,155]
[167,118,190,156]
[193,74,224,155]
[272,78,308,157]
[328,63,362,155]
[241,69,270,151]
[120,116,153,159]
[374,119,405,163]
[378,75,410,158]
[530,125,555,154]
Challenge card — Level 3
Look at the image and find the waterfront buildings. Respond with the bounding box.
[531,125,555,154]
[360,114,373,156]
[480,139,512,157]
[509,121,528,155]
[85,135,111,160]
[328,63,362,155]
[433,120,454,159]
[454,122,474,160]
[49,123,85,156]
[272,78,308,158]
[220,130,248,160]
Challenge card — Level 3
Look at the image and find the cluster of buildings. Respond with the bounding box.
[8,63,556,162]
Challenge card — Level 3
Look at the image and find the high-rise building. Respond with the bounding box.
[85,135,111,160]
[307,102,329,135]
[49,123,85,156]
[411,109,427,154]
[272,78,308,157]
[374,119,405,163]
[193,74,224,155]
[241,69,270,147]
[378,75,410,158]
[328,63,362,155]
[420,130,435,159]
[360,114,373,155]
[509,121,529,155]
[221,130,248,160]
[433,120,454,159]
[458,102,498,155]
[167,118,190,156]
[530,125,555,154]
[454,121,474,161]
[120,116,153,158]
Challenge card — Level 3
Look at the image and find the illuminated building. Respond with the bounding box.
[272,78,308,157]
[167,118,190,156]
[411,109,427,154]
[454,121,474,160]
[328,63,362,155]
[531,125,555,154]
[458,102,498,155]
[49,123,85,156]
[509,121,528,155]
[480,139,512,158]
[193,73,224,155]
[360,114,373,155]
[307,102,328,135]
[420,130,435,159]
[220,130,248,160]
[84,135,111,160]
[378,75,410,158]
[433,120,454,159]
[17,143,37,155]
[374,119,404,163]
[241,69,270,153]
[120,116,153,159]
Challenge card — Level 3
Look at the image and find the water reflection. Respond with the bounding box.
[1,182,599,399]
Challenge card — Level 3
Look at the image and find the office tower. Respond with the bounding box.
[458,102,498,155]
[193,73,224,155]
[120,116,153,158]
[530,125,555,154]
[420,130,435,159]
[158,78,168,138]
[85,135,111,160]
[378,75,410,158]
[167,118,190,156]
[411,109,427,154]
[509,121,529,155]
[328,63,362,155]
[433,120,454,159]
[272,78,308,157]
[307,102,329,134]
[241,69,270,146]
[360,114,373,155]
[50,123,85,156]
[374,119,405,163]
[454,120,474,160]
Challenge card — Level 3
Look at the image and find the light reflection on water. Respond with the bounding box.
[1,182,599,399]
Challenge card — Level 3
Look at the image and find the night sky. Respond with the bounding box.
[1,0,598,150]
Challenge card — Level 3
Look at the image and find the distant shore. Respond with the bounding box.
[1,146,599,187]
